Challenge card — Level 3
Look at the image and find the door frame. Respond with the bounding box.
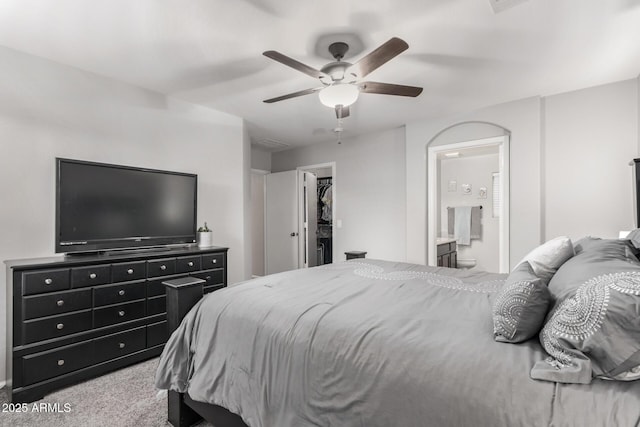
[296,162,337,267]
[427,136,510,272]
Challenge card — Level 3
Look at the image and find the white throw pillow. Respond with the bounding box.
[515,236,575,284]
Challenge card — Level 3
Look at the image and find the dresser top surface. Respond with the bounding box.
[5,245,229,270]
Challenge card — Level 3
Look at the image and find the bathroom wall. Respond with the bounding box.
[439,152,500,272]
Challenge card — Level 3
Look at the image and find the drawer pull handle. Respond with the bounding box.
[118,311,125,317]
[44,278,53,285]
[118,290,125,296]
[119,342,126,349]
[188,261,194,267]
[89,273,97,279]
[57,359,65,366]
[212,259,217,264]
[160,265,167,271]
[56,323,64,330]
[57,300,64,307]
[206,276,211,281]
[127,268,134,274]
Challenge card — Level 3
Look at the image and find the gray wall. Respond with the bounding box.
[543,80,637,239]
[0,46,251,384]
[251,148,272,171]
[406,79,639,267]
[272,127,407,262]
[251,172,266,276]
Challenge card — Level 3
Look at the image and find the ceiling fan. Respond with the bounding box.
[262,37,423,119]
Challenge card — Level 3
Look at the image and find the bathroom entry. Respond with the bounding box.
[427,136,510,273]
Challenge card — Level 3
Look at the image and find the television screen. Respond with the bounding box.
[56,158,197,254]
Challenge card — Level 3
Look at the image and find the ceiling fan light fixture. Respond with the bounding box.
[318,84,359,108]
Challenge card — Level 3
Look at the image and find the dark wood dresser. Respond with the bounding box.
[4,245,228,403]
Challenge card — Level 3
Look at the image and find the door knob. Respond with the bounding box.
[290,232,298,237]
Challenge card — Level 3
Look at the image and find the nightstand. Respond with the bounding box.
[345,251,367,260]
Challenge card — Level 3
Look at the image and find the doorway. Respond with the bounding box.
[427,136,510,273]
[264,162,336,275]
[297,162,336,268]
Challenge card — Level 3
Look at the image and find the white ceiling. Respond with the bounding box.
[0,0,639,150]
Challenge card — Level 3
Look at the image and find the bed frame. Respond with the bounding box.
[164,279,249,427]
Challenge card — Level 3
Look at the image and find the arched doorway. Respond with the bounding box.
[426,123,510,273]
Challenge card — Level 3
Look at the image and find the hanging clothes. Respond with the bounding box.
[317,179,332,223]
[316,177,333,264]
[321,185,332,222]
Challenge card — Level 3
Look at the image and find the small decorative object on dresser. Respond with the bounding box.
[197,222,213,248]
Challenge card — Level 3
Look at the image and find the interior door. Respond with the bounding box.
[265,171,299,274]
[299,172,318,268]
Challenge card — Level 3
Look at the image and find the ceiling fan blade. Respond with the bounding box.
[263,50,328,80]
[263,87,323,103]
[359,81,423,97]
[335,104,350,119]
[350,37,409,78]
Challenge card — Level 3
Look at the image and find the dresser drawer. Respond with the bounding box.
[94,327,146,364]
[94,300,146,328]
[147,321,168,347]
[23,269,70,295]
[147,258,176,277]
[71,265,112,288]
[23,310,92,344]
[147,295,166,316]
[22,340,94,385]
[112,261,146,283]
[23,289,92,320]
[192,269,224,287]
[202,253,225,269]
[94,281,146,307]
[176,256,201,274]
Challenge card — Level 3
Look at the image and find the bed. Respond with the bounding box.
[155,244,640,427]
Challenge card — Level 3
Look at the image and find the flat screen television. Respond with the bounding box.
[56,158,197,254]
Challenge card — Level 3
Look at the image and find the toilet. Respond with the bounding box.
[457,258,477,269]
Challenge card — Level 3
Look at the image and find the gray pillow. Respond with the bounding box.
[626,228,640,249]
[622,229,640,257]
[531,239,640,384]
[548,238,639,303]
[493,261,550,343]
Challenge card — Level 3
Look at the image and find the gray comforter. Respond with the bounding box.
[155,260,640,427]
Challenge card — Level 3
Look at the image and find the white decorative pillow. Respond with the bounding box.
[516,236,575,284]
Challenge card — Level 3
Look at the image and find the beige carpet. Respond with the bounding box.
[0,358,210,427]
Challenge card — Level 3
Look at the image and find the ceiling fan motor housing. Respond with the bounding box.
[328,42,349,61]
[320,61,356,84]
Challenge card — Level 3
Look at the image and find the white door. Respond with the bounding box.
[265,171,299,274]
[299,172,318,268]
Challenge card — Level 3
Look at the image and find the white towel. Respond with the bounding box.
[454,206,473,246]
